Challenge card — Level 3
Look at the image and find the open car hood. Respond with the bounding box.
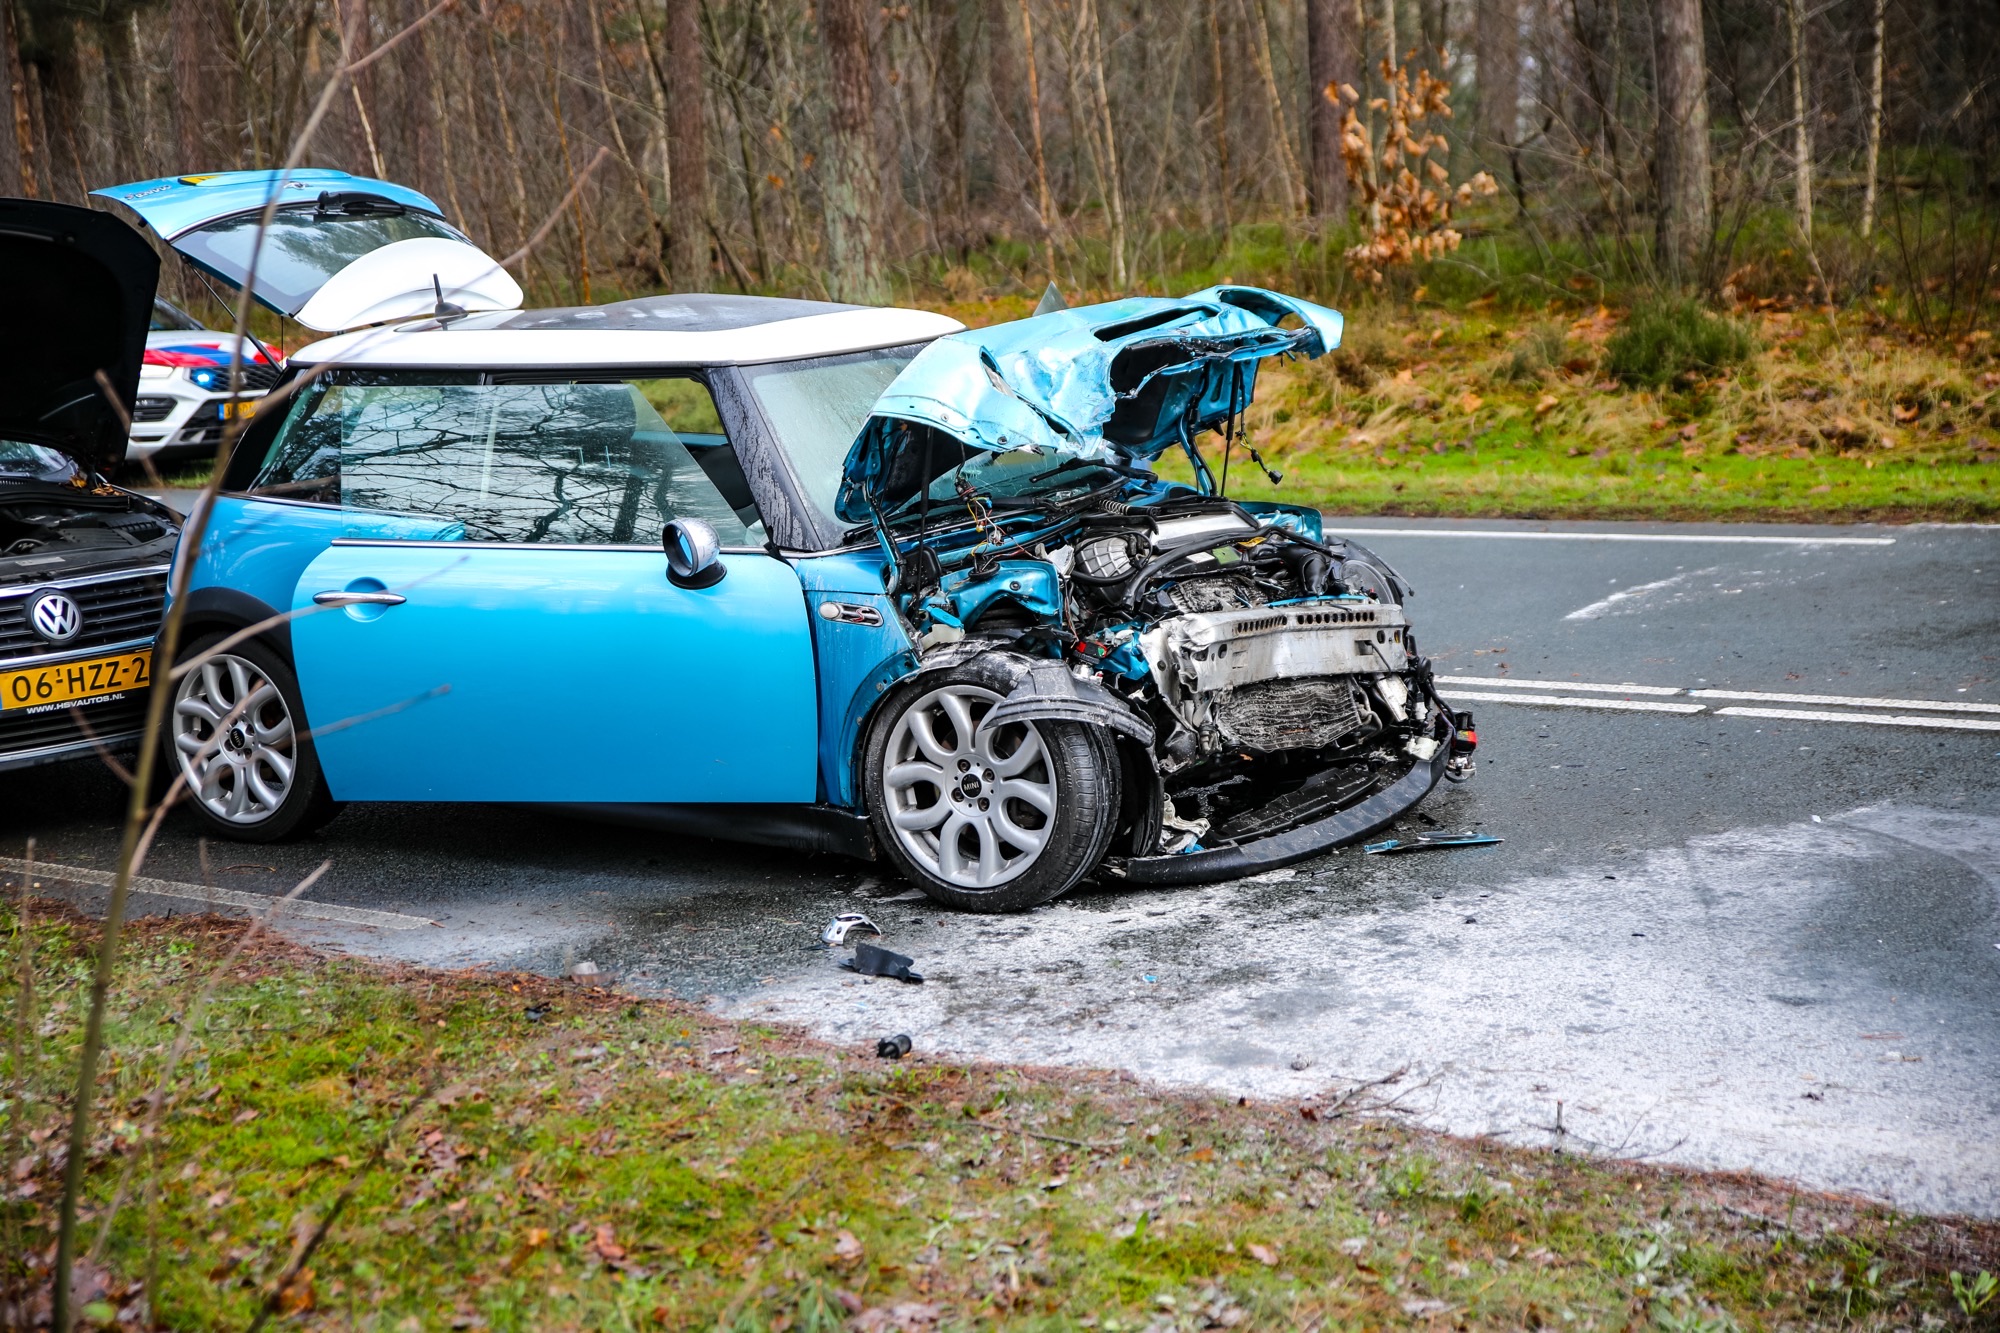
[836,286,1341,523]
[93,170,522,332]
[0,197,161,470]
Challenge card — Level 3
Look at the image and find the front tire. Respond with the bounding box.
[164,633,340,842]
[864,655,1119,912]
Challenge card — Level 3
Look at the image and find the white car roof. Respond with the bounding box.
[288,293,965,369]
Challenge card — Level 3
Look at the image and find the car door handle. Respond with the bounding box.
[313,590,407,607]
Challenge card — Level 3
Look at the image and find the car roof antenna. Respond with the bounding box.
[431,274,468,327]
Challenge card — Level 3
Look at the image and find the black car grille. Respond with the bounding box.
[171,422,223,446]
[0,692,148,756]
[132,396,177,423]
[233,363,282,391]
[0,571,167,661]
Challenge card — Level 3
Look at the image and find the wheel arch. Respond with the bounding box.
[170,587,293,663]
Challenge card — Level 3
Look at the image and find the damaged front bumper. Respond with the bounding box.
[1104,711,1459,886]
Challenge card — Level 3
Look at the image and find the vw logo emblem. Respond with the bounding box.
[28,590,82,644]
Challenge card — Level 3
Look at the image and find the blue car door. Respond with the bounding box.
[273,374,818,804]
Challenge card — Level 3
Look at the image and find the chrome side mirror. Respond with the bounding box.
[662,518,726,589]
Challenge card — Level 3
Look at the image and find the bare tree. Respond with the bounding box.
[816,0,884,302]
[1859,0,1885,237]
[1474,0,1520,156]
[1651,0,1712,278]
[3,0,38,196]
[1306,0,1355,218]
[1782,0,1810,241]
[664,0,709,289]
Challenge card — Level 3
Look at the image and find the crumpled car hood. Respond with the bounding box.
[836,285,1341,524]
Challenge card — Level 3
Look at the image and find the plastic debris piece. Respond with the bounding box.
[821,912,883,947]
[876,1034,913,1060]
[1363,832,1504,856]
[569,959,605,985]
[843,941,924,984]
[523,1004,550,1022]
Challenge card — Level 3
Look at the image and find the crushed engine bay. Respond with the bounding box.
[840,286,1474,877]
[880,483,1472,863]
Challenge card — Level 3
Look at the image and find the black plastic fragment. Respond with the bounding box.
[876,1034,913,1060]
[843,942,925,984]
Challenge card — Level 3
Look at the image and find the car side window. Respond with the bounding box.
[248,376,765,547]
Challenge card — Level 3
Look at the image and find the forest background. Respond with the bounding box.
[1,0,1995,519]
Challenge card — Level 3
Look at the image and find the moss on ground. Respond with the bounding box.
[4,907,1996,1330]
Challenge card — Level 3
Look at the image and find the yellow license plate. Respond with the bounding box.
[0,651,153,712]
[220,400,257,420]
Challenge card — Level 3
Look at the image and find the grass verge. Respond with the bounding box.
[4,906,1996,1330]
[932,249,1999,524]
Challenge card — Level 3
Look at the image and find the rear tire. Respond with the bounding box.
[163,633,341,842]
[864,654,1119,912]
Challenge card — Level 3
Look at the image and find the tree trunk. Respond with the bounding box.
[817,0,884,303]
[1206,0,1230,231]
[1080,0,1128,285]
[1016,0,1057,283]
[664,0,709,290]
[1239,0,1304,217]
[1474,0,1520,154]
[1651,0,1711,280]
[1304,0,1354,217]
[1859,0,1884,237]
[1783,0,1811,242]
[929,0,969,255]
[171,0,211,168]
[100,7,138,185]
[2,0,37,197]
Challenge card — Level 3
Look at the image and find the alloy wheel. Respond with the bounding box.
[881,684,1059,889]
[171,652,297,825]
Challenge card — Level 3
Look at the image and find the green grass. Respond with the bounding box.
[4,907,1995,1330]
[1605,301,1758,389]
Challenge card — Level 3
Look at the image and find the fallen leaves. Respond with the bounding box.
[830,1229,865,1267]
[1455,390,1484,413]
[1246,1242,1279,1266]
[1535,394,1561,416]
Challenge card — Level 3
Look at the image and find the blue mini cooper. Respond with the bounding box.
[102,171,1474,911]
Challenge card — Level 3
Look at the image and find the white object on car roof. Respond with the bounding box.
[291,237,525,334]
[289,302,965,369]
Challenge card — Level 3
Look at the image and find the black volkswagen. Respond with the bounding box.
[0,199,183,772]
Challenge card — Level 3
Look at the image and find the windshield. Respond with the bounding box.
[0,440,86,484]
[737,346,924,529]
[172,207,471,314]
[150,299,204,332]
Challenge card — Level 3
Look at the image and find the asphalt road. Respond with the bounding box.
[7,514,1998,1218]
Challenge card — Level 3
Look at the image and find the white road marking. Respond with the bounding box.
[1332,527,1896,546]
[1690,688,2000,715]
[1438,689,1708,714]
[1563,567,1718,621]
[1434,674,1685,696]
[0,857,433,930]
[1713,707,2000,733]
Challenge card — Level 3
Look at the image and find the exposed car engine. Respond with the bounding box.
[892,483,1470,863]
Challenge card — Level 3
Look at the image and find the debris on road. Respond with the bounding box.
[569,959,606,985]
[844,942,925,984]
[1363,832,1505,855]
[876,1034,913,1060]
[821,912,883,946]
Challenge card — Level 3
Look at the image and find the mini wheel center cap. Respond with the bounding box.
[958,774,983,799]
